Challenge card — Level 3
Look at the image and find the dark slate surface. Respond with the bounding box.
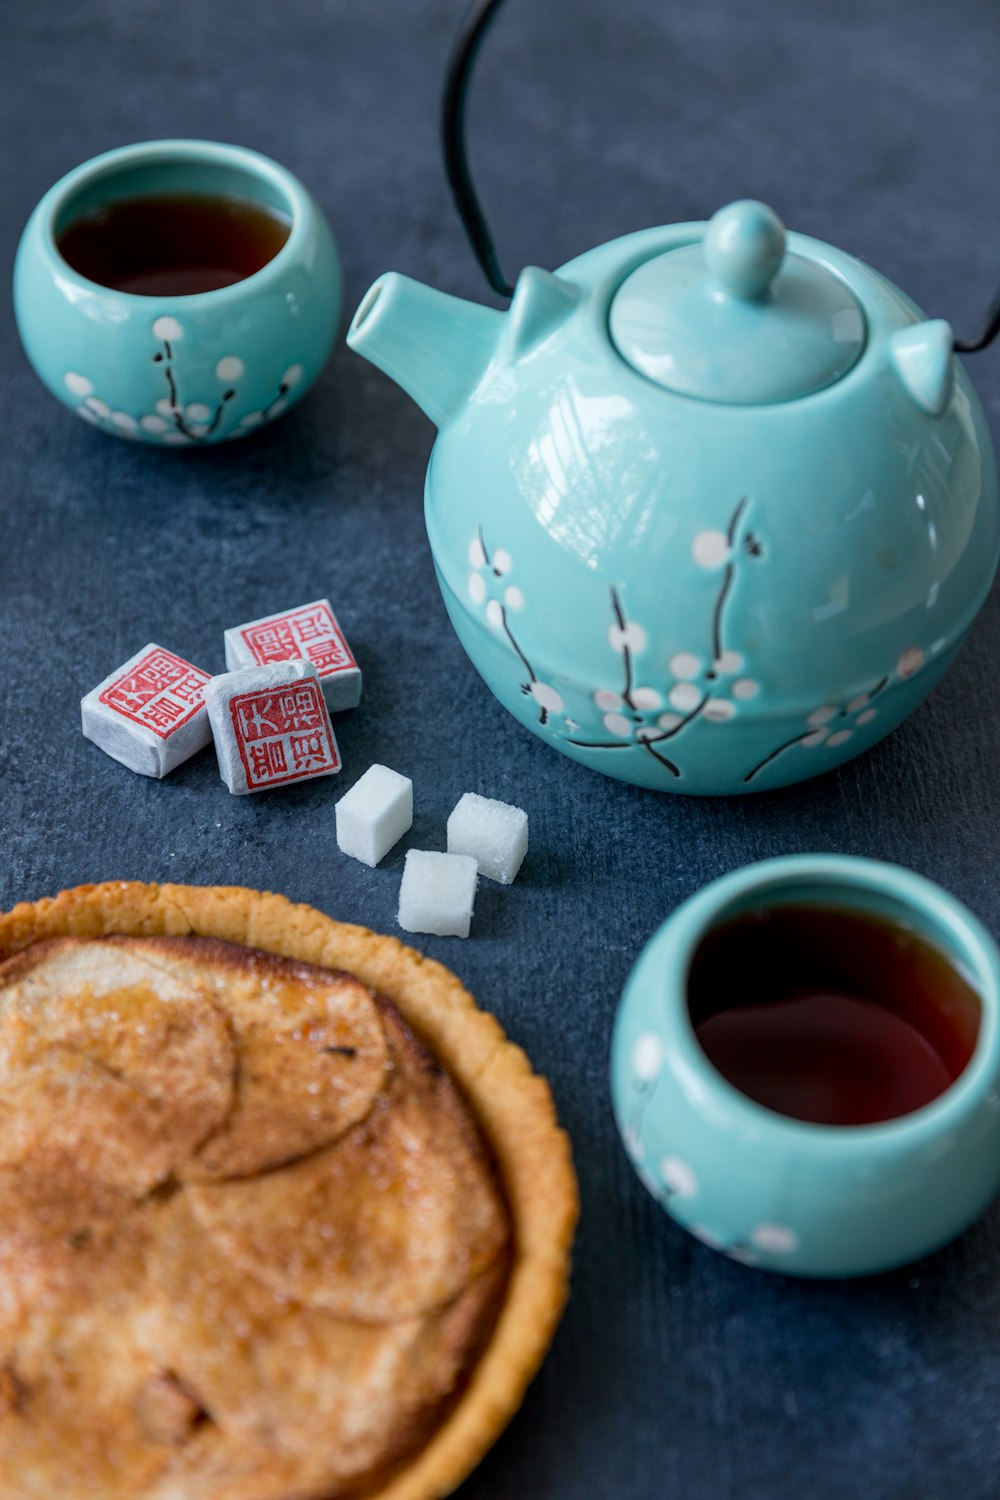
[3,2,1000,1496]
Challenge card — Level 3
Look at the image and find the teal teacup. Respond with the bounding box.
[611,856,1000,1277]
[13,139,340,446]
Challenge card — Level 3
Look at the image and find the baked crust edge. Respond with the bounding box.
[0,881,579,1500]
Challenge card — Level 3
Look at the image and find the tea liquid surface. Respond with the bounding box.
[687,904,981,1126]
[57,193,291,297]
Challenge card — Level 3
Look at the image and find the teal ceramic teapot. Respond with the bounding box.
[347,199,1000,794]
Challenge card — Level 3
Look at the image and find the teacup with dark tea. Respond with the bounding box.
[612,855,1000,1277]
[14,139,340,445]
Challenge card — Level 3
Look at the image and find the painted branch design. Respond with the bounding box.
[467,502,919,791]
[742,673,892,784]
[152,336,237,441]
[562,495,758,778]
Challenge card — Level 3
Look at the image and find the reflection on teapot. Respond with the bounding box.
[348,197,999,794]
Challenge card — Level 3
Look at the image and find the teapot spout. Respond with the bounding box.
[347,273,502,429]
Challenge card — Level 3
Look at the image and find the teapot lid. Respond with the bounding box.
[609,200,866,404]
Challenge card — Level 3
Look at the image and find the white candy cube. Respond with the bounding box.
[335,764,413,867]
[81,644,213,778]
[224,599,361,712]
[446,792,528,884]
[204,660,341,795]
[397,851,477,939]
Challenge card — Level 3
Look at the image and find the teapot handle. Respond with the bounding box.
[442,0,1000,350]
[442,0,515,297]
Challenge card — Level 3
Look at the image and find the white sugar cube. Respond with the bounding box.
[446,792,528,884]
[223,599,361,712]
[335,764,413,867]
[204,660,341,795]
[81,644,213,779]
[397,850,477,939]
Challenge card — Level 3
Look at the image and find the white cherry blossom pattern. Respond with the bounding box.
[564,588,682,776]
[617,1028,671,1178]
[750,1222,799,1255]
[150,318,243,441]
[632,1032,664,1082]
[151,315,182,342]
[67,321,267,443]
[897,645,925,679]
[686,1220,800,1265]
[691,529,730,568]
[743,664,902,785]
[464,499,765,781]
[685,1220,802,1267]
[635,1158,665,1199]
[147,320,307,442]
[659,1155,698,1200]
[215,355,245,382]
[624,1150,700,1216]
[465,527,565,724]
[563,498,765,780]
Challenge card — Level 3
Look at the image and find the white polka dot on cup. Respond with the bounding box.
[608,621,647,654]
[530,681,563,714]
[750,1222,799,1254]
[692,530,730,568]
[152,315,182,342]
[669,652,700,680]
[632,1032,663,1082]
[669,682,701,712]
[216,355,245,382]
[898,646,925,679]
[660,1156,698,1199]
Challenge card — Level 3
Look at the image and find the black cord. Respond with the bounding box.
[441,0,998,349]
[441,0,516,298]
[955,285,1000,354]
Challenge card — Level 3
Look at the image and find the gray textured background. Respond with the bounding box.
[3,1,1000,1496]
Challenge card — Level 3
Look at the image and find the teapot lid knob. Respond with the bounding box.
[608,197,867,405]
[704,200,786,301]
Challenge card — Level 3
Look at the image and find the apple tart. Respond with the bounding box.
[0,883,577,1500]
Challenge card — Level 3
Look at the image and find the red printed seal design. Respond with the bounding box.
[240,603,356,678]
[99,649,210,740]
[230,678,340,790]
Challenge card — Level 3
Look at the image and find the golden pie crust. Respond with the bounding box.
[0,883,578,1500]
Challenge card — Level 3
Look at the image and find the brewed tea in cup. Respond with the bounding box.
[612,856,1000,1277]
[688,901,981,1127]
[14,139,340,446]
[56,191,292,298]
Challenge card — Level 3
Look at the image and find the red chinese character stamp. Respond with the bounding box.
[229,677,340,790]
[99,648,211,741]
[239,602,356,676]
